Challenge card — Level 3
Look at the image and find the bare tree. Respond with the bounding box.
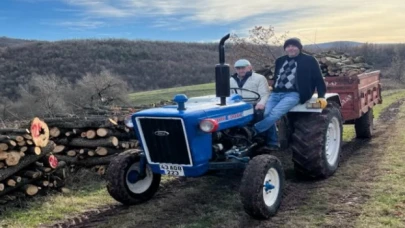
[388,47,405,82]
[72,69,130,108]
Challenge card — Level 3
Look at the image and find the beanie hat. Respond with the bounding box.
[283,37,302,50]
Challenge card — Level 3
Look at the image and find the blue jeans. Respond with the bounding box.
[254,92,300,146]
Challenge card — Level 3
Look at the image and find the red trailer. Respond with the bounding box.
[324,70,382,123]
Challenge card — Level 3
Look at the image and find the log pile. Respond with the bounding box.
[44,116,139,173]
[255,51,373,79]
[313,50,373,77]
[0,118,68,206]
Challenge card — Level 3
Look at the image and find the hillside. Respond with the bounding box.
[0,37,404,101]
[0,37,35,47]
[0,39,224,99]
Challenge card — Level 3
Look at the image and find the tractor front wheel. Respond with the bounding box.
[106,153,161,205]
[239,154,285,219]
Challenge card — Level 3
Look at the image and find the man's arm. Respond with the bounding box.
[311,56,326,98]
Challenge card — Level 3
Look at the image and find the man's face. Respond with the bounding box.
[235,65,251,77]
[285,45,300,57]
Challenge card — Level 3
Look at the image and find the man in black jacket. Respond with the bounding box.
[252,37,327,150]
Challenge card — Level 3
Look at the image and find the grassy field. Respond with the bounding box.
[1,86,405,228]
[129,83,215,105]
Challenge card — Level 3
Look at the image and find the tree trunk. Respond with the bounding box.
[0,129,30,135]
[55,154,117,167]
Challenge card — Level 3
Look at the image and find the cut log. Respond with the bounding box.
[60,187,70,194]
[53,145,65,153]
[95,147,122,156]
[55,154,117,167]
[22,184,39,196]
[26,140,33,146]
[42,117,115,129]
[66,150,77,157]
[17,140,26,147]
[49,127,61,138]
[20,146,28,153]
[5,152,22,166]
[42,154,58,169]
[54,136,119,148]
[86,130,97,139]
[30,117,50,148]
[8,135,25,142]
[0,128,29,135]
[24,170,42,179]
[0,162,5,169]
[0,143,8,151]
[23,134,32,140]
[27,146,41,155]
[0,141,54,182]
[6,179,16,187]
[0,152,8,161]
[0,183,4,191]
[88,150,95,157]
[97,166,106,175]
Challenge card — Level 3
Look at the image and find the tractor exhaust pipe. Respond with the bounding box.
[215,33,231,106]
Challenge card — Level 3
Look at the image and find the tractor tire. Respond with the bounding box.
[239,154,285,219]
[354,108,373,138]
[277,115,291,150]
[106,153,161,205]
[291,102,343,179]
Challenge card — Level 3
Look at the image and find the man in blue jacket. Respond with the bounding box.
[251,37,327,150]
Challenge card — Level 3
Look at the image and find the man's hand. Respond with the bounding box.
[316,98,327,109]
[255,103,265,110]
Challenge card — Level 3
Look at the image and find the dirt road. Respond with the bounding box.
[45,99,405,228]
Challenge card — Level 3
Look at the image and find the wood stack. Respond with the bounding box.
[0,117,65,205]
[45,116,139,171]
[313,50,373,77]
[255,51,373,79]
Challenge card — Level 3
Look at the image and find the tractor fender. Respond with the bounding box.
[288,93,341,113]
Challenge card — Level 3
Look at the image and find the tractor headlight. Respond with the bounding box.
[199,119,219,133]
[124,115,134,128]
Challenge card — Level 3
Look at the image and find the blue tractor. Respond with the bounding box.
[106,34,344,219]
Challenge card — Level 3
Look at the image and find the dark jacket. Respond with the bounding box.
[272,53,326,104]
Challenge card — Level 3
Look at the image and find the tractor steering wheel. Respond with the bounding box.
[230,87,261,102]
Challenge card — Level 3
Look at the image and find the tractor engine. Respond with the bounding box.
[210,126,258,162]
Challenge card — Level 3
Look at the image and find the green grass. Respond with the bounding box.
[342,89,405,142]
[0,171,178,228]
[129,83,215,105]
[355,105,405,227]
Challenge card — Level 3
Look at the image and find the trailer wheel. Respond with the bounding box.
[106,153,161,205]
[355,108,373,138]
[291,102,343,179]
[240,154,285,219]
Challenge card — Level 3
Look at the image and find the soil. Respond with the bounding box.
[42,99,405,228]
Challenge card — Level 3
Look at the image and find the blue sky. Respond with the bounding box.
[0,0,404,43]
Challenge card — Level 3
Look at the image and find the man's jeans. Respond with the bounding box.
[254,92,300,146]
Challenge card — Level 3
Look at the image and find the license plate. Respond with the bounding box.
[159,164,185,176]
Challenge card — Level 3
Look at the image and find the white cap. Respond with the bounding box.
[234,59,251,67]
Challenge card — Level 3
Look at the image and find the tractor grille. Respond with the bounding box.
[137,117,192,165]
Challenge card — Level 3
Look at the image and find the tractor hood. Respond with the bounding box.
[132,94,254,130]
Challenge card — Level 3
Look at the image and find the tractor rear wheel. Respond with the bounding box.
[239,154,285,219]
[291,102,343,179]
[106,153,161,205]
[354,108,373,138]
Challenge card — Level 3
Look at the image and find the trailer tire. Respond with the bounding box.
[291,102,343,179]
[355,108,373,138]
[240,154,285,219]
[106,153,161,205]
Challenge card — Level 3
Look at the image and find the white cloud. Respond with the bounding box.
[45,19,106,30]
[59,0,405,42]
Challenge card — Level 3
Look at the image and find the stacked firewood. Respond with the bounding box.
[313,50,373,77]
[45,115,139,175]
[0,118,67,205]
[255,51,373,79]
